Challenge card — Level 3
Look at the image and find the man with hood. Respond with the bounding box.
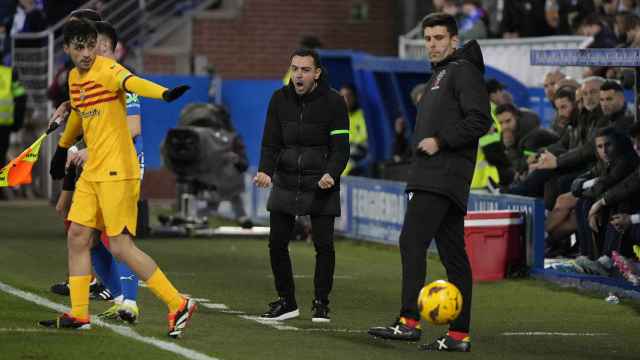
[368,13,491,352]
[254,48,349,323]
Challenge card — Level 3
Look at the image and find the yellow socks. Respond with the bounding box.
[68,275,91,319]
[146,268,183,312]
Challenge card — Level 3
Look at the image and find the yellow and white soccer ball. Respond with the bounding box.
[418,280,462,325]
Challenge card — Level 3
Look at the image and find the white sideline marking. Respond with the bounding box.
[238,315,300,331]
[0,328,77,334]
[0,281,220,360]
[190,298,212,303]
[220,310,245,314]
[501,332,609,337]
[200,303,228,310]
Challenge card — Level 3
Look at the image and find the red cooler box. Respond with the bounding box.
[464,211,524,282]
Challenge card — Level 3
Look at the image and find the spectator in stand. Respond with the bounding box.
[622,0,640,16]
[340,83,369,176]
[545,0,596,35]
[10,0,46,35]
[458,0,489,42]
[500,0,554,38]
[570,127,639,273]
[579,15,619,78]
[496,103,557,186]
[391,83,427,164]
[505,86,579,199]
[551,79,580,136]
[599,0,624,30]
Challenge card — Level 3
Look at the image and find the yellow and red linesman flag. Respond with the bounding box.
[0,133,47,187]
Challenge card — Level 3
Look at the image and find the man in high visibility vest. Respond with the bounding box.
[0,64,27,199]
[340,83,369,176]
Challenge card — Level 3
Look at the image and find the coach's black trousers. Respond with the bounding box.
[268,211,335,305]
[400,191,473,333]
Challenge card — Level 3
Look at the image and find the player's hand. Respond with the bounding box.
[69,148,88,168]
[47,101,71,133]
[253,171,272,188]
[162,85,190,102]
[50,146,69,180]
[610,213,631,232]
[318,173,335,189]
[418,137,440,156]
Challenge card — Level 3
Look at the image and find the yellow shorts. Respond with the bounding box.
[68,177,140,237]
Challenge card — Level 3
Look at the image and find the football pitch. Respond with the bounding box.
[0,201,639,360]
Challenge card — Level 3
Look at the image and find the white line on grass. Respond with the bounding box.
[200,303,229,310]
[0,328,78,334]
[501,332,609,337]
[0,281,220,360]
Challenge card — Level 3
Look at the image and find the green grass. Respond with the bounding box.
[1,201,639,359]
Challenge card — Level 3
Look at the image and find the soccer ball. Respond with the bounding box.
[418,280,462,325]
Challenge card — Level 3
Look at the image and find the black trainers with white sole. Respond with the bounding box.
[311,300,330,323]
[260,298,299,320]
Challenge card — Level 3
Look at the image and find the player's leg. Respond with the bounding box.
[368,191,449,341]
[40,178,103,329]
[309,214,335,322]
[101,179,195,337]
[261,210,299,320]
[419,206,472,352]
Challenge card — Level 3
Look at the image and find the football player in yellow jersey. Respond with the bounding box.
[39,18,196,338]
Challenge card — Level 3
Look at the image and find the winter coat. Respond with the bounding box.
[556,105,635,170]
[259,77,350,216]
[407,40,492,212]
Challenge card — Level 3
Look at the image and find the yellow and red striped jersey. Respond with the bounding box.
[64,55,139,182]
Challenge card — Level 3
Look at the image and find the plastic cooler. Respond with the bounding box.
[464,210,524,282]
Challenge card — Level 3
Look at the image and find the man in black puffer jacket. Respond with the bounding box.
[254,48,349,323]
[368,13,491,353]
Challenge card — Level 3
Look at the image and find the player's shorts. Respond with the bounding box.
[68,177,140,237]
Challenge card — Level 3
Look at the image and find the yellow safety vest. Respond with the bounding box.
[342,108,368,176]
[470,103,501,189]
[0,66,14,126]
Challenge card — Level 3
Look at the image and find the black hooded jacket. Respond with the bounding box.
[407,40,492,211]
[259,75,350,216]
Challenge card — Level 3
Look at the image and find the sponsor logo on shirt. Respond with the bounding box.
[79,108,100,119]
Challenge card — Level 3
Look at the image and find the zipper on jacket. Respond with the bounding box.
[295,102,305,213]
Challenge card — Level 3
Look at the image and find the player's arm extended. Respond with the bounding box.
[122,74,189,102]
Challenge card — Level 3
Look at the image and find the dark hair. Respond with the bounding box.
[594,126,617,139]
[495,103,521,118]
[68,8,102,22]
[616,12,640,34]
[289,48,322,68]
[340,83,360,109]
[600,80,624,93]
[421,12,458,36]
[94,21,118,52]
[485,78,505,95]
[581,14,604,28]
[63,18,98,46]
[300,35,322,49]
[554,87,576,103]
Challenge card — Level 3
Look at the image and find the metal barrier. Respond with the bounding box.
[399,27,591,87]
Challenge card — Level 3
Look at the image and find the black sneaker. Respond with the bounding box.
[39,313,91,330]
[90,282,113,301]
[368,317,422,341]
[260,298,299,320]
[419,334,471,352]
[311,300,330,323]
[50,281,70,296]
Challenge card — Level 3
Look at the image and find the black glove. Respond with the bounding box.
[50,146,68,180]
[570,178,586,198]
[162,85,190,102]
